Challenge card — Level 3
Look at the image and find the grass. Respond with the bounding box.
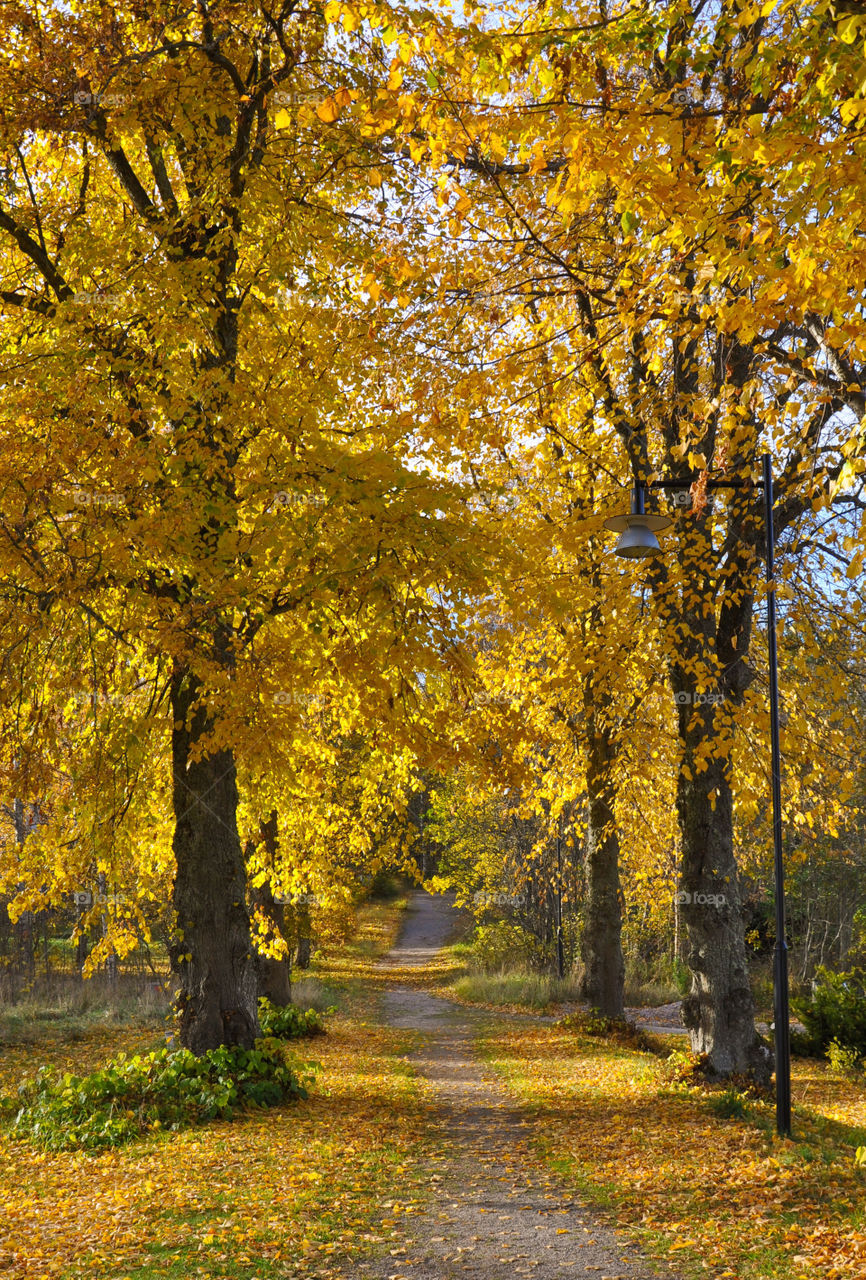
[0,893,437,1279]
[5,890,864,1279]
[623,977,683,1006]
[452,969,584,1008]
[0,980,170,1049]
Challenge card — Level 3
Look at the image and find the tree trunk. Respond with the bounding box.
[169,665,259,1053]
[296,900,312,970]
[579,711,625,1018]
[249,812,292,1007]
[677,742,772,1083]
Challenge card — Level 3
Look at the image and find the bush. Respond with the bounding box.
[257,998,328,1039]
[827,1039,863,1076]
[707,1087,751,1120]
[4,1036,315,1151]
[469,921,545,973]
[795,966,866,1058]
[659,1047,708,1084]
[555,1009,666,1056]
[622,953,686,1006]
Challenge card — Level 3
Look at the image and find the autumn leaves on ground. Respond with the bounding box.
[2,894,865,1280]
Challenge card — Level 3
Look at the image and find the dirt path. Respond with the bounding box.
[347,892,678,1280]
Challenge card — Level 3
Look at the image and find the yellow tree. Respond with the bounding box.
[356,0,866,1075]
[0,0,493,1049]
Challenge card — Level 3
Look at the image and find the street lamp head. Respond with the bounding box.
[602,509,673,559]
[614,517,662,557]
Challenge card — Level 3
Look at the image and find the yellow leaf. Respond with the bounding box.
[316,97,341,124]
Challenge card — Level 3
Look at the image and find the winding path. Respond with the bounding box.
[349,891,678,1280]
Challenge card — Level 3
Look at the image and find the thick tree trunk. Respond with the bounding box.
[249,812,292,1007]
[579,713,625,1018]
[169,666,259,1053]
[677,732,772,1083]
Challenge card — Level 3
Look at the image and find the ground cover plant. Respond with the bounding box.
[6,1037,314,1151]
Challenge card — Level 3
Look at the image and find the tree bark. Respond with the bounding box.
[579,695,625,1017]
[169,664,259,1053]
[296,900,312,970]
[676,750,772,1082]
[667,503,773,1083]
[249,811,292,1007]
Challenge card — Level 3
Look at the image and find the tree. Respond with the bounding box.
[361,0,866,1075]
[0,0,492,1050]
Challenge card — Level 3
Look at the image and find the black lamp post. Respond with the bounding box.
[602,451,792,1138]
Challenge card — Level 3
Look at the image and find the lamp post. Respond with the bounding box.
[602,452,792,1138]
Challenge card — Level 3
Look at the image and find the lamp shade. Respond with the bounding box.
[614,520,662,557]
[602,510,672,559]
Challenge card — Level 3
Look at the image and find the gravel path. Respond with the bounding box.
[346,891,680,1280]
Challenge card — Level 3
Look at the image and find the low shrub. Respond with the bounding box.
[622,953,687,1006]
[469,921,546,973]
[658,1047,709,1084]
[795,966,866,1058]
[257,998,328,1039]
[289,976,342,1013]
[827,1039,863,1077]
[4,1036,315,1151]
[789,1027,822,1058]
[706,1086,751,1120]
[558,1009,668,1055]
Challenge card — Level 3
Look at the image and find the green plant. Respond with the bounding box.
[469,922,546,973]
[257,998,329,1039]
[3,1036,315,1151]
[623,952,687,1006]
[453,970,582,1008]
[789,1027,822,1058]
[659,1047,708,1084]
[707,1087,750,1120]
[559,1008,626,1036]
[826,1039,862,1076]
[795,966,866,1057]
[672,956,691,997]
